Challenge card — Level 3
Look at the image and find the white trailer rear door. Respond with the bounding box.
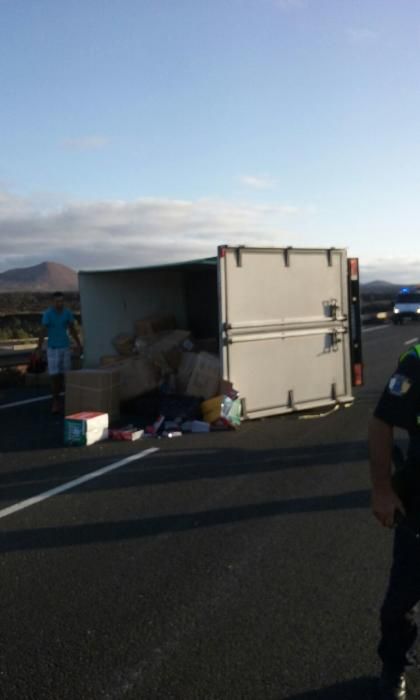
[218,246,353,419]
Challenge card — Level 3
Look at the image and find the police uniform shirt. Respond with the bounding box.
[374,347,420,442]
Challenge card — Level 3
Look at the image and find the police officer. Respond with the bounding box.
[369,343,420,699]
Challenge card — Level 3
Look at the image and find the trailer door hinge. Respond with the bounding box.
[283,247,292,267]
[240,398,248,419]
[330,330,342,351]
[330,299,339,319]
[235,246,244,267]
[327,248,335,267]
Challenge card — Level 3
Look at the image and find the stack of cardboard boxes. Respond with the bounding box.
[65,314,224,421]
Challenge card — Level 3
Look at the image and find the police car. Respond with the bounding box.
[393,287,420,324]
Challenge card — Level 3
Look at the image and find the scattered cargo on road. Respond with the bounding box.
[64,411,109,446]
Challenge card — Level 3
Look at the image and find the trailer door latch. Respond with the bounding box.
[330,299,339,319]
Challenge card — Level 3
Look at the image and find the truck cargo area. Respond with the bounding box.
[79,257,220,366]
[79,247,358,420]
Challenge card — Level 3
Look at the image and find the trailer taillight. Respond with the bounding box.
[353,362,364,386]
[348,257,364,387]
[349,258,359,281]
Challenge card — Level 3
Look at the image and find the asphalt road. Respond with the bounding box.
[0,323,418,700]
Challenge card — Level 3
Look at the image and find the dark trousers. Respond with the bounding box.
[378,524,420,672]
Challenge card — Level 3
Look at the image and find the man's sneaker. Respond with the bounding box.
[377,668,407,699]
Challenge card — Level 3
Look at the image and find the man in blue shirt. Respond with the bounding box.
[36,291,82,414]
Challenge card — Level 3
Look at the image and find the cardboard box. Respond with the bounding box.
[109,427,144,441]
[138,330,191,372]
[64,411,109,446]
[65,368,121,420]
[219,379,238,398]
[100,355,124,367]
[186,352,220,400]
[134,314,176,337]
[118,355,160,401]
[113,333,135,356]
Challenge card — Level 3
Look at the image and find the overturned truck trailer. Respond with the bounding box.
[79,246,363,420]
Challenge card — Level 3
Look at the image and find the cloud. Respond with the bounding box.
[4,190,419,284]
[360,257,420,284]
[238,174,276,191]
[62,136,109,152]
[346,28,377,44]
[0,190,34,218]
[5,190,420,284]
[0,190,299,272]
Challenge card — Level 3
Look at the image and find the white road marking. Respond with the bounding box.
[0,394,53,410]
[0,448,159,521]
[404,337,419,345]
[362,325,390,333]
[0,392,65,411]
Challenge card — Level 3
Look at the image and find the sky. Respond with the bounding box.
[1,0,420,282]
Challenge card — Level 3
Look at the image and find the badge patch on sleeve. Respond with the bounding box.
[388,374,412,396]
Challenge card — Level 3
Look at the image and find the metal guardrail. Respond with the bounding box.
[0,338,37,367]
[0,343,37,353]
[0,344,80,369]
[0,337,38,346]
[0,350,32,368]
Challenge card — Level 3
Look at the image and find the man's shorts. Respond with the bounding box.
[47,348,71,376]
